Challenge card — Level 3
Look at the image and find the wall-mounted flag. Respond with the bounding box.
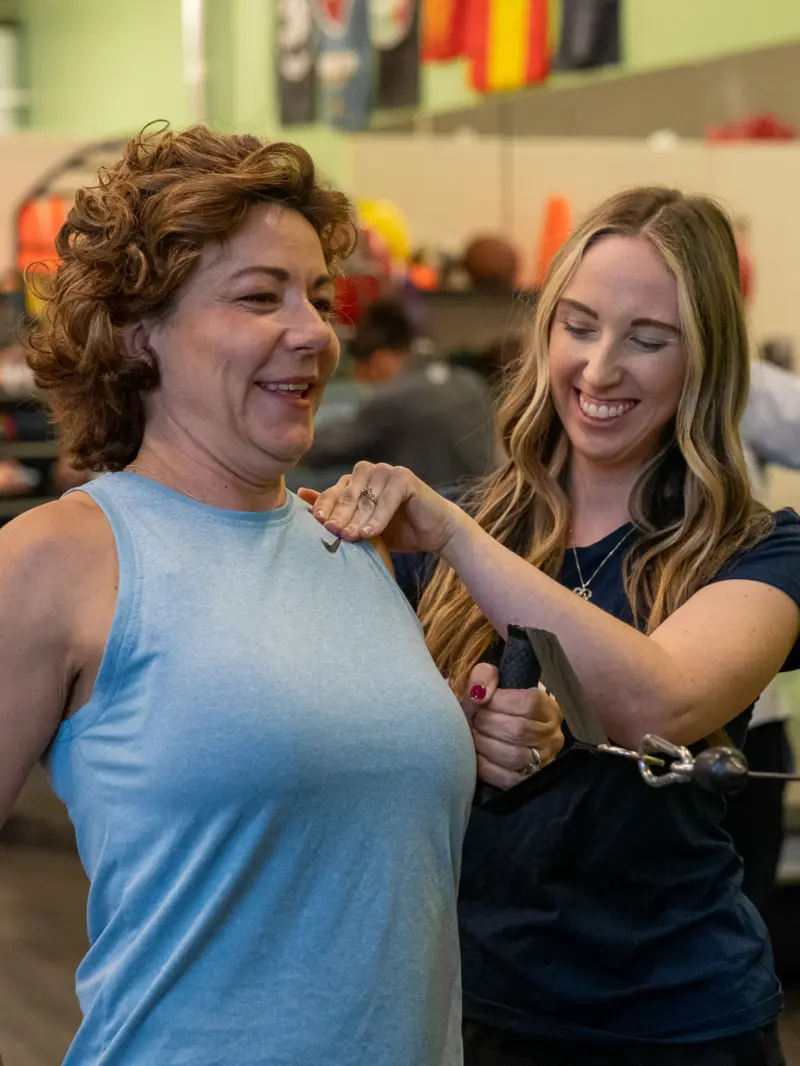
[557,0,620,71]
[466,0,548,94]
[314,0,374,131]
[421,0,468,63]
[277,0,317,125]
[370,0,420,109]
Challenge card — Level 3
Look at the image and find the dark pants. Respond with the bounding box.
[722,721,793,915]
[462,1020,785,1066]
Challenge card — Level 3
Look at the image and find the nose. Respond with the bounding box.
[284,298,333,355]
[579,335,624,391]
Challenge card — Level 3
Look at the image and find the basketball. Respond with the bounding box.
[462,234,519,290]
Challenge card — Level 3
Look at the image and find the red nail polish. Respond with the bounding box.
[470,685,487,701]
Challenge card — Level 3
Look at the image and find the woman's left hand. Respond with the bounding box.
[463,663,564,790]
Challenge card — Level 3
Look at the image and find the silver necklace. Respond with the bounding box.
[126,464,203,503]
[570,527,635,600]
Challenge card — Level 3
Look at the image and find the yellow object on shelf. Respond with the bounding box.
[357,199,412,263]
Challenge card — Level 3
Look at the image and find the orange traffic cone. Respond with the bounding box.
[534,195,572,287]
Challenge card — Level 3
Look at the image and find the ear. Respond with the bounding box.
[120,321,158,364]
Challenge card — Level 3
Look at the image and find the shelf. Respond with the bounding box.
[418,287,537,303]
[0,440,60,460]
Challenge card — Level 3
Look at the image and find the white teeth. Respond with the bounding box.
[260,383,307,392]
[579,393,634,421]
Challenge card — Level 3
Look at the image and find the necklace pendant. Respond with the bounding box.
[574,586,593,600]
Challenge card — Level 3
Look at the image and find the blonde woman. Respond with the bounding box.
[306,187,800,1066]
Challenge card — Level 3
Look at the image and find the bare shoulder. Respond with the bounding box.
[0,492,114,624]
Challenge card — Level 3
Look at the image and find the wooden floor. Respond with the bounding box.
[0,839,86,1065]
[2,798,800,1065]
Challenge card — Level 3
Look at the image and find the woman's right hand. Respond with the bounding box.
[462,663,565,789]
[299,461,467,555]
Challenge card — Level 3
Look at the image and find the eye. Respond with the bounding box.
[631,336,668,353]
[241,292,279,306]
[563,321,595,339]
[313,298,335,319]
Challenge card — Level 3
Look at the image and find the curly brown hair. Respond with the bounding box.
[25,123,356,471]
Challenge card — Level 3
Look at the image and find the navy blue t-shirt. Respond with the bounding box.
[394,508,800,1045]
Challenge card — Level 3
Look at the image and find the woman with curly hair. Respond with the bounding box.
[310,187,800,1065]
[0,125,558,1066]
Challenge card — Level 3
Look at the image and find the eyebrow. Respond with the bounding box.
[558,299,680,335]
[631,317,681,336]
[559,298,598,319]
[230,265,334,289]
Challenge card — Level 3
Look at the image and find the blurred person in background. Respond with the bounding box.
[0,124,561,1066]
[308,187,800,1066]
[450,335,526,398]
[724,349,800,915]
[305,296,497,488]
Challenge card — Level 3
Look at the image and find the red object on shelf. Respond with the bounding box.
[334,223,392,327]
[0,414,19,441]
[707,114,796,142]
[335,274,384,328]
[408,262,439,290]
[16,195,68,273]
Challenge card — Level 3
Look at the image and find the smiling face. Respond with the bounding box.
[548,234,686,475]
[143,203,339,481]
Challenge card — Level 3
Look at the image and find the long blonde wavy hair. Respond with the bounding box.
[420,186,773,697]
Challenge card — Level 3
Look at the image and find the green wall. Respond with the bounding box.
[22,0,191,136]
[19,0,350,184]
[625,0,800,73]
[17,0,800,183]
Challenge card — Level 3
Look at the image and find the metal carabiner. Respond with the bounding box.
[637,734,694,788]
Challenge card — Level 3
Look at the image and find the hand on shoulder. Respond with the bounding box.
[300,461,466,555]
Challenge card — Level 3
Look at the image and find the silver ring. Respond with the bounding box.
[359,486,379,505]
[521,747,542,778]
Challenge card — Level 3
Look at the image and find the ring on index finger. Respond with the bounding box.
[521,747,542,778]
[359,486,379,505]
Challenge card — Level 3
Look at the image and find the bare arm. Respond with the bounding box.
[443,518,799,748]
[0,500,93,825]
[308,463,800,750]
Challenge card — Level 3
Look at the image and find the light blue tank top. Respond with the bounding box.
[46,473,475,1066]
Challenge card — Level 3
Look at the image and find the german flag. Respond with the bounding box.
[466,0,548,93]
